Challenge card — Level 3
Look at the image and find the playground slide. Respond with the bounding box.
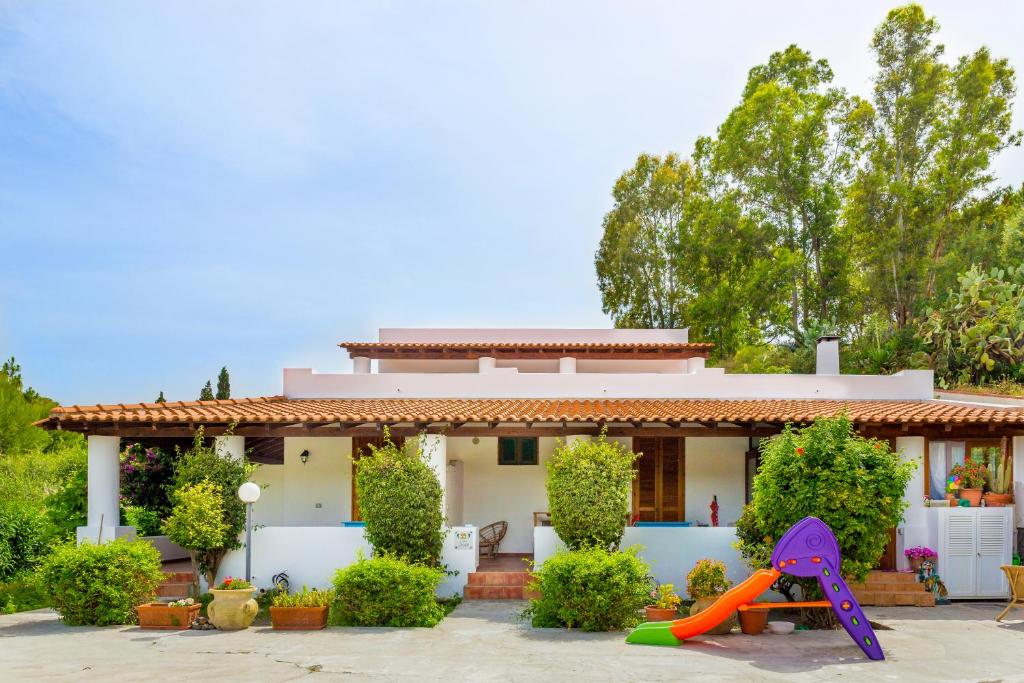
[626,568,780,646]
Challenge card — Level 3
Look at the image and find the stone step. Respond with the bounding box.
[852,590,935,607]
[463,585,540,600]
[849,581,922,593]
[864,570,920,584]
[162,572,195,583]
[156,582,193,598]
[466,572,532,587]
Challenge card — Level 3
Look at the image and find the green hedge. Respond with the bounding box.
[38,539,164,626]
[330,555,444,627]
[0,505,49,581]
[525,546,651,631]
[546,435,637,550]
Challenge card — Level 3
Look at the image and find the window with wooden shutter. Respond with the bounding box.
[497,437,538,465]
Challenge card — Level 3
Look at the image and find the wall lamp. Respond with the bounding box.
[300,449,310,465]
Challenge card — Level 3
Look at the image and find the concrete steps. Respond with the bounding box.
[463,571,536,600]
[851,570,935,607]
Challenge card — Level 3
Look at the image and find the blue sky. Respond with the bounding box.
[2,1,1023,405]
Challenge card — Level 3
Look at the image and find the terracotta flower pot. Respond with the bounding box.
[908,556,924,572]
[983,492,1013,507]
[644,606,678,622]
[960,488,983,507]
[207,588,258,631]
[270,606,329,630]
[738,608,768,635]
[137,602,200,630]
[690,596,735,635]
[945,493,957,504]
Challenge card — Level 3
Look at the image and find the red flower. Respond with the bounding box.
[796,447,804,455]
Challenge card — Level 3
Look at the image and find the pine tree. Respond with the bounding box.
[155,391,166,403]
[216,366,230,400]
[199,381,214,401]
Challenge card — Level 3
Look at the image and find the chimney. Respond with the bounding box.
[815,335,840,375]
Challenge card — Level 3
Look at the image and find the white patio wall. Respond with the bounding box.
[684,437,747,526]
[250,437,354,527]
[216,525,478,598]
[533,526,756,599]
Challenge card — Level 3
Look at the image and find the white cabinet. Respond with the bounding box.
[935,507,1013,599]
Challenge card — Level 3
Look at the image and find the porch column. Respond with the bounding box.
[478,357,496,373]
[895,436,927,571]
[688,357,705,372]
[564,434,591,447]
[78,435,134,544]
[420,433,448,515]
[353,356,371,374]
[215,435,245,460]
[558,357,576,374]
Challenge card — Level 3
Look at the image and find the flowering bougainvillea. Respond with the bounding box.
[120,443,174,515]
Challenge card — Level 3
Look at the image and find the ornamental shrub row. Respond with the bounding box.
[330,555,444,627]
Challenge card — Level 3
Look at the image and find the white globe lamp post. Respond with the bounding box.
[237,482,261,582]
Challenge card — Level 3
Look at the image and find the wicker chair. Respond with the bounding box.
[479,521,508,559]
[996,565,1024,622]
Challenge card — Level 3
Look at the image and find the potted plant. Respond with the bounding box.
[950,460,986,507]
[686,558,735,635]
[269,586,334,630]
[984,451,1014,507]
[137,598,200,630]
[904,546,937,573]
[207,577,258,631]
[645,583,681,622]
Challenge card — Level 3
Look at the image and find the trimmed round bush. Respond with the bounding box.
[546,435,637,550]
[330,555,444,627]
[355,431,444,566]
[38,539,164,626]
[525,546,651,631]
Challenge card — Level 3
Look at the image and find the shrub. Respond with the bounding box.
[736,415,914,582]
[686,559,731,599]
[355,430,444,566]
[545,434,637,550]
[525,546,651,631]
[724,344,794,374]
[272,586,334,608]
[44,449,88,540]
[38,539,163,626]
[171,430,256,586]
[120,443,174,516]
[0,503,50,581]
[0,574,49,614]
[330,555,444,627]
[918,264,1024,385]
[162,481,229,595]
[122,505,161,537]
[650,583,681,610]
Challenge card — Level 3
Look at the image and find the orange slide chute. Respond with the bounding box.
[668,568,780,640]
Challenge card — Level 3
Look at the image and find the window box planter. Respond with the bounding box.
[137,602,200,630]
[270,606,330,630]
[207,588,258,631]
[644,606,678,622]
[983,492,1014,507]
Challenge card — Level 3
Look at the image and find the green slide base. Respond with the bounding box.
[625,621,682,646]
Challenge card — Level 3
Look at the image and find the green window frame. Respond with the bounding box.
[498,437,538,465]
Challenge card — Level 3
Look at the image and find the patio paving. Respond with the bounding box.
[1,600,1022,682]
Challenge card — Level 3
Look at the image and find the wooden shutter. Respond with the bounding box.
[660,438,684,522]
[633,437,659,522]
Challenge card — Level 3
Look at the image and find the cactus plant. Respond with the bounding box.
[987,451,1013,495]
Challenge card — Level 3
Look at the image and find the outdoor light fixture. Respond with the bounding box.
[300,449,310,464]
[237,482,261,582]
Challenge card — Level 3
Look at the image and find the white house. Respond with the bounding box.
[39,328,1024,600]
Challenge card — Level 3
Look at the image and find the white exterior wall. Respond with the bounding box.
[896,436,928,571]
[283,367,934,400]
[250,437,354,526]
[684,437,747,526]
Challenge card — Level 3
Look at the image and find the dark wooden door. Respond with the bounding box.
[632,437,685,522]
[877,527,897,570]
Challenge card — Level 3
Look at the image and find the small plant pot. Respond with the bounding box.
[690,596,735,635]
[137,602,200,630]
[983,492,1013,507]
[644,606,678,622]
[738,608,768,635]
[270,606,329,630]
[960,488,983,507]
[908,556,924,573]
[207,588,258,631]
[945,493,957,504]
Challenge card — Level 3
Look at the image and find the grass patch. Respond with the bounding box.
[946,380,1024,397]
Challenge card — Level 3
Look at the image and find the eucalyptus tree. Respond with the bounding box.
[710,45,870,342]
[847,4,1019,328]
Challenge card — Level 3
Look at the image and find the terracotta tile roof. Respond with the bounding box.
[40,396,1024,427]
[339,341,714,360]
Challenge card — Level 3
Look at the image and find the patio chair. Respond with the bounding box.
[996,565,1024,622]
[479,521,508,559]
